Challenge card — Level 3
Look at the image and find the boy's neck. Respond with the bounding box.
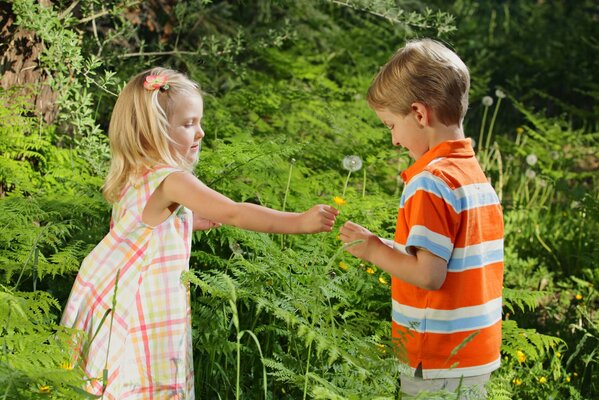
[426,121,465,149]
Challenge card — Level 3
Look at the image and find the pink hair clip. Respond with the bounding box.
[144,74,170,91]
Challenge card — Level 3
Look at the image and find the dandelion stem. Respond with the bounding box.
[485,97,502,151]
[478,105,489,152]
[342,170,352,198]
[362,167,366,198]
[281,161,294,249]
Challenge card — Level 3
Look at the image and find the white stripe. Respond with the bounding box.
[421,358,501,379]
[393,242,409,255]
[392,297,502,321]
[449,239,504,272]
[409,225,452,250]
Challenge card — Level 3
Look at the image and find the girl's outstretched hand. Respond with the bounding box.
[192,213,222,231]
[301,205,339,233]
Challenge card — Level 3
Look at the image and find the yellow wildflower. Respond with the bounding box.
[512,378,522,386]
[555,351,561,358]
[378,276,388,285]
[575,294,583,300]
[566,376,571,383]
[39,385,51,394]
[59,361,73,370]
[539,376,547,384]
[516,127,524,134]
[366,267,375,275]
[333,196,347,206]
[339,261,349,271]
[573,372,578,377]
[516,350,526,363]
[376,343,386,354]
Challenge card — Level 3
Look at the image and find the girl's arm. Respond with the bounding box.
[155,170,338,234]
[339,220,447,290]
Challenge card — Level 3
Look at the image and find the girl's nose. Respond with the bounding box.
[196,125,205,139]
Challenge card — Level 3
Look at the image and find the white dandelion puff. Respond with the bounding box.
[526,154,538,166]
[495,89,506,99]
[525,168,536,179]
[482,96,494,107]
[342,155,363,172]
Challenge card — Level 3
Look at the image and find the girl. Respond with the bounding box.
[60,67,338,399]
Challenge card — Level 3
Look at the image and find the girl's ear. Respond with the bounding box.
[411,102,430,128]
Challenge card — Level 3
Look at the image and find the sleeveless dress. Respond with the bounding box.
[61,166,194,399]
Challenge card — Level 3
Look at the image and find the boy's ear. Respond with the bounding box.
[411,102,429,127]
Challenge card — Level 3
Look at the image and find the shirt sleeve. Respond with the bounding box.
[400,171,459,262]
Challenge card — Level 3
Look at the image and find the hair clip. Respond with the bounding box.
[144,75,170,91]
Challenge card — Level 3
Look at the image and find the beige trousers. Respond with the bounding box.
[400,372,490,399]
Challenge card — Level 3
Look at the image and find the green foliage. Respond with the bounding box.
[2,0,598,399]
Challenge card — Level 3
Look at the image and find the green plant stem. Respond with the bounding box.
[103,269,121,395]
[342,170,352,198]
[302,339,313,400]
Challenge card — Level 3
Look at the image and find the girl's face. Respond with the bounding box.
[168,93,205,165]
[374,107,428,160]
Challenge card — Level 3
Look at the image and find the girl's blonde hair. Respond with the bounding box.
[367,39,470,126]
[102,67,201,203]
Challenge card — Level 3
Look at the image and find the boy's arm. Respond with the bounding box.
[159,171,338,234]
[340,221,447,290]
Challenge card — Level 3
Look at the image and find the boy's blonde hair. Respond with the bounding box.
[103,67,201,203]
[367,39,469,126]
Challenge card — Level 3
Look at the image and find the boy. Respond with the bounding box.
[339,39,504,398]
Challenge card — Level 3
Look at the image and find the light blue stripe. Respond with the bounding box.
[392,307,502,334]
[406,235,452,261]
[400,175,499,213]
[448,248,504,272]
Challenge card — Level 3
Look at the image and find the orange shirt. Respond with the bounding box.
[392,139,504,379]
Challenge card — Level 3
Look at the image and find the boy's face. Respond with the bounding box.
[375,108,429,160]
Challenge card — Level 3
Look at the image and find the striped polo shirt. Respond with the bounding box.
[392,138,504,379]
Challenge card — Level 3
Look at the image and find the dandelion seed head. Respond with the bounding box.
[550,150,560,160]
[525,169,536,179]
[495,89,506,99]
[342,155,363,172]
[470,138,476,148]
[526,154,538,166]
[570,201,580,209]
[482,96,494,107]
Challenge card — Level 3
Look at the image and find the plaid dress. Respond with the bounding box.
[61,166,194,399]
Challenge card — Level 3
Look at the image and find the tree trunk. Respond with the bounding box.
[0,0,58,124]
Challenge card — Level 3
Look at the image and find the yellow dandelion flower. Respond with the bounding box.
[339,261,349,271]
[538,376,547,384]
[59,361,74,370]
[566,376,571,383]
[573,372,578,377]
[378,276,388,285]
[556,351,561,358]
[376,343,387,354]
[39,385,51,394]
[333,196,346,206]
[516,127,524,134]
[575,294,583,300]
[366,267,375,275]
[512,378,522,386]
[516,350,526,363]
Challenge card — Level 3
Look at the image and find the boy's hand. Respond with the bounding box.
[193,213,222,231]
[339,220,380,261]
[301,205,339,233]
